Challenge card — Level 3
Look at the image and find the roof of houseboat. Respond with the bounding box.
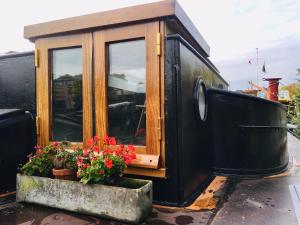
[24,0,211,56]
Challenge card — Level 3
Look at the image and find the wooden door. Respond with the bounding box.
[35,33,93,147]
[94,22,162,171]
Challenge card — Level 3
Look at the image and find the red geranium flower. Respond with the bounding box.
[83,149,89,157]
[83,164,89,169]
[94,135,100,142]
[128,145,134,151]
[87,138,94,147]
[105,159,113,169]
[52,142,59,147]
[77,159,83,166]
[104,135,117,146]
[115,148,122,156]
[104,135,110,145]
[98,170,104,175]
[125,159,131,165]
[93,146,99,153]
[109,137,117,145]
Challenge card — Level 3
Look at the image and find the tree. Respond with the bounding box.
[290,69,300,136]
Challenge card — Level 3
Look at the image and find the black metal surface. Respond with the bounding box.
[0,52,35,114]
[0,109,25,120]
[178,41,214,203]
[142,35,227,207]
[128,38,181,206]
[208,88,289,175]
[0,109,34,192]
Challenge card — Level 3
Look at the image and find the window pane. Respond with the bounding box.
[108,40,146,145]
[51,48,83,142]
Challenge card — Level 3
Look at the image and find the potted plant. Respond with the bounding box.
[51,141,79,180]
[21,144,55,177]
[17,136,152,224]
[76,135,136,185]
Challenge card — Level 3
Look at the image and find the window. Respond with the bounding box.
[36,22,164,177]
[108,40,146,145]
[51,48,83,142]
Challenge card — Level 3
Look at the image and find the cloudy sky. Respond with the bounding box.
[0,0,299,90]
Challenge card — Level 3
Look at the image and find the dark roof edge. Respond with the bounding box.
[174,1,210,56]
[207,87,287,111]
[166,34,228,86]
[0,51,34,60]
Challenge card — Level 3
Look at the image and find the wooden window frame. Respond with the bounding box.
[35,33,93,147]
[94,22,162,171]
[35,22,166,178]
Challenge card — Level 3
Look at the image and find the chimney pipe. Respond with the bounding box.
[263,78,281,102]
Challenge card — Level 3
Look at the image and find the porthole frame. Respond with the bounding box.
[193,78,207,122]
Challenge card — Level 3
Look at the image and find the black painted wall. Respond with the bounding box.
[208,88,289,175]
[146,35,227,206]
[0,52,35,114]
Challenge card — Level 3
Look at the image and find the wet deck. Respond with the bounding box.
[0,133,299,225]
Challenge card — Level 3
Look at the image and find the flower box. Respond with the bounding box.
[16,174,152,224]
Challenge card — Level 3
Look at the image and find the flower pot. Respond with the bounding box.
[52,168,76,180]
[16,174,152,224]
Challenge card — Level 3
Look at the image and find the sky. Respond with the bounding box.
[0,0,299,90]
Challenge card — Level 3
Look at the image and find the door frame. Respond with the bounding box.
[93,22,161,169]
[35,33,93,147]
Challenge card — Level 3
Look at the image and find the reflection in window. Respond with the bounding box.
[108,40,146,145]
[51,48,83,142]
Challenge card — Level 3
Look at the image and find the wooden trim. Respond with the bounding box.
[93,31,107,149]
[24,0,174,40]
[82,33,93,147]
[130,154,160,169]
[124,167,166,178]
[103,23,146,42]
[145,22,161,156]
[36,33,93,146]
[106,145,147,155]
[159,20,166,168]
[35,39,50,146]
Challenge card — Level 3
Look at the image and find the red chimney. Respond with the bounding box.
[263,78,281,102]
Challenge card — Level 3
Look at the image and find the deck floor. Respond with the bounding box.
[0,133,299,225]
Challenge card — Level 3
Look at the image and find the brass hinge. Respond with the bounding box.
[36,116,40,135]
[157,33,161,56]
[158,117,162,141]
[34,49,39,68]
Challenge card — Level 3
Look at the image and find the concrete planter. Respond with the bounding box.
[16,174,152,224]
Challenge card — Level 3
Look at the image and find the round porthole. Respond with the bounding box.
[193,78,207,121]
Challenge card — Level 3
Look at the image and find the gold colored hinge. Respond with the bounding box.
[36,116,40,135]
[157,33,161,56]
[34,49,39,68]
[158,117,162,141]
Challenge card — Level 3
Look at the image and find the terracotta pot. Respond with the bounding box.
[52,169,76,180]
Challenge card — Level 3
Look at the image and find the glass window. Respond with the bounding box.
[108,40,146,145]
[51,48,83,142]
[196,80,206,121]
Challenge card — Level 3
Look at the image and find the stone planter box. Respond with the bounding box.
[16,174,152,224]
